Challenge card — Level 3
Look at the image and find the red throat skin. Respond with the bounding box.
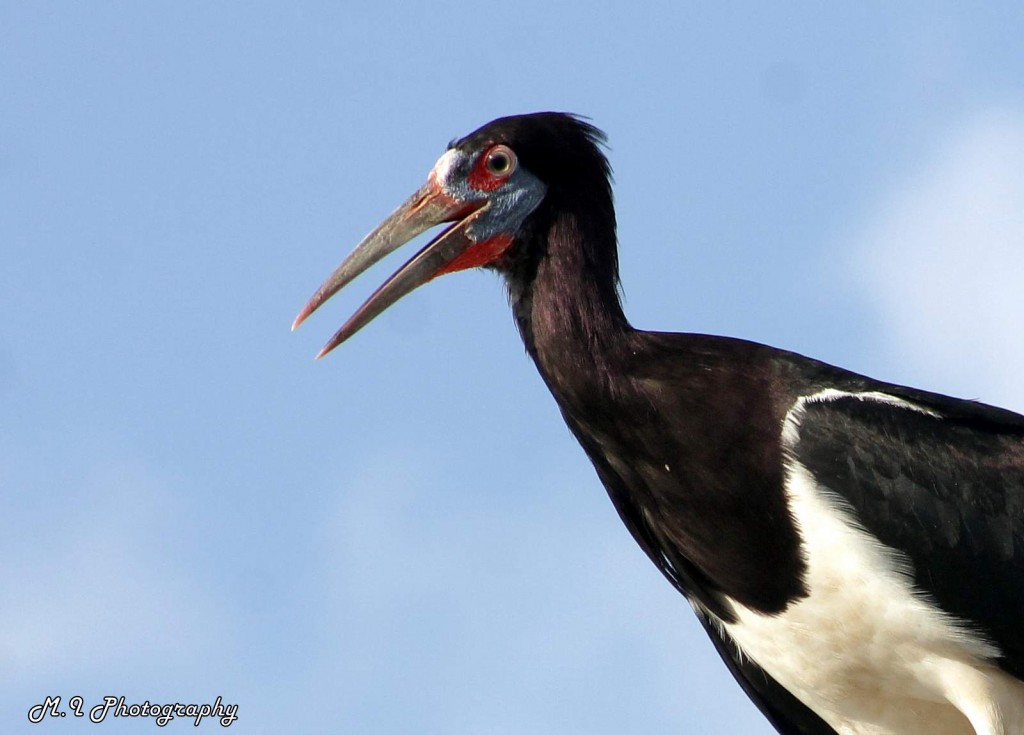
[431,234,514,278]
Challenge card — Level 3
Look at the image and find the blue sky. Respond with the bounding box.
[3,3,1024,733]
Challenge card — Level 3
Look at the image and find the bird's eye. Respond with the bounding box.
[485,145,517,177]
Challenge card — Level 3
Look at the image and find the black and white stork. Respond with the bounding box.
[293,113,1024,734]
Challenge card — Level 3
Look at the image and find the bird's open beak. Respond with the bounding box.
[292,179,488,358]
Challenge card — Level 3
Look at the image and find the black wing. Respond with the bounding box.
[793,389,1024,679]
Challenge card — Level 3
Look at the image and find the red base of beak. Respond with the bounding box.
[430,234,514,279]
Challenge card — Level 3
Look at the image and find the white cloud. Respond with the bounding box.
[851,108,1024,410]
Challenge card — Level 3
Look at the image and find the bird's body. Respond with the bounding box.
[295,113,1024,734]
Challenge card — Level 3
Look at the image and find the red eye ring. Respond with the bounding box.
[484,145,517,177]
[468,144,518,191]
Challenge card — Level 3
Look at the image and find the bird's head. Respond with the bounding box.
[293,112,612,357]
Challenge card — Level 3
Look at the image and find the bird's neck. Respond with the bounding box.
[506,208,633,403]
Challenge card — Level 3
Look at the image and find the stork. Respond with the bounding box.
[293,112,1024,734]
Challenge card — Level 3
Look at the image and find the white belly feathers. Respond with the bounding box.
[716,391,1024,735]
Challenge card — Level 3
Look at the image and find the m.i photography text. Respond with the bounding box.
[27,695,239,727]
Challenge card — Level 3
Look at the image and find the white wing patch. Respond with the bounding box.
[717,391,1024,734]
[780,388,941,447]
